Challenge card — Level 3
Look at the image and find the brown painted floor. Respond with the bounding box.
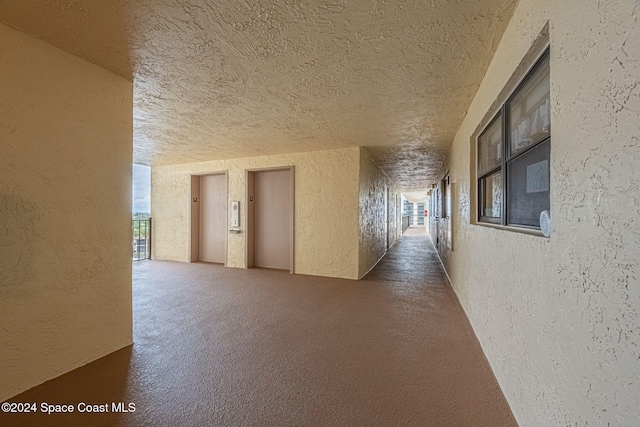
[2,226,516,426]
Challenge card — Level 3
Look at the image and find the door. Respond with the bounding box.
[199,174,227,264]
[248,168,292,271]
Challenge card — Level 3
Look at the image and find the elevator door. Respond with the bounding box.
[199,174,227,264]
[253,169,291,270]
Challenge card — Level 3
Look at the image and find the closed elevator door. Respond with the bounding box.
[252,169,291,270]
[199,174,227,263]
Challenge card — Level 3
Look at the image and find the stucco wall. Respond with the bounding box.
[152,147,361,279]
[358,148,400,278]
[387,180,400,250]
[0,24,133,401]
[440,0,640,425]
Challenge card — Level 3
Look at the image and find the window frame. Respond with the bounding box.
[477,112,504,224]
[442,175,450,219]
[476,48,551,230]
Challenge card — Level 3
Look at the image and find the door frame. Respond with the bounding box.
[245,166,295,274]
[431,186,440,247]
[189,171,229,265]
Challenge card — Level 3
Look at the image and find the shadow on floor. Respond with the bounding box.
[2,228,516,427]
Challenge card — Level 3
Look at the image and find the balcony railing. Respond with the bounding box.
[133,218,151,262]
[402,202,426,226]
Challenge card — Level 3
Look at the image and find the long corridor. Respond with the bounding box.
[4,227,516,427]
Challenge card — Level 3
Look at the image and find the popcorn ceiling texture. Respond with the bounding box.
[0,24,133,402]
[437,0,640,424]
[0,0,517,194]
[152,147,362,279]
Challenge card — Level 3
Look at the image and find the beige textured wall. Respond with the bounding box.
[0,24,133,401]
[152,147,361,279]
[358,148,400,278]
[387,182,400,250]
[440,0,640,425]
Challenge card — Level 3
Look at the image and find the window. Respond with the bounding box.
[442,175,450,218]
[477,49,550,230]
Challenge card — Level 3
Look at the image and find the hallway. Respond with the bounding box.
[3,227,515,427]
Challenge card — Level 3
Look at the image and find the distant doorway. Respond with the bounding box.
[190,173,228,264]
[246,167,294,272]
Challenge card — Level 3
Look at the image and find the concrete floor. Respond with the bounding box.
[2,226,516,426]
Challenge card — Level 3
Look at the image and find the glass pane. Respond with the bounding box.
[507,139,550,227]
[443,177,450,218]
[508,55,550,157]
[478,114,502,176]
[480,170,502,219]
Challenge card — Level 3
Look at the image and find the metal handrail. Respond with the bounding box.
[132,218,151,262]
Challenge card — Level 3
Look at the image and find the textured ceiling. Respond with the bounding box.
[0,0,517,196]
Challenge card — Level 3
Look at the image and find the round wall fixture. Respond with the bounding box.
[540,210,551,238]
